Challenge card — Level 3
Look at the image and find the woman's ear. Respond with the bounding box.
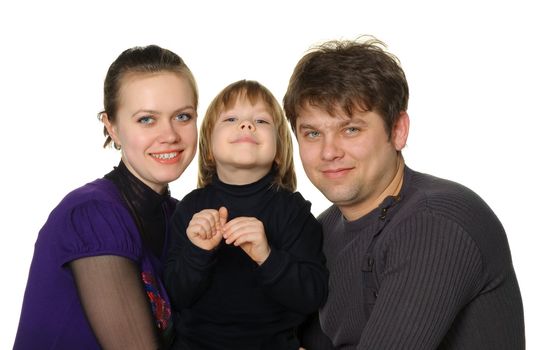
[392,111,410,151]
[102,113,121,148]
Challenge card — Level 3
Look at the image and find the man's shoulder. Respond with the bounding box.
[405,168,489,212]
[317,205,342,225]
[401,167,506,247]
[394,168,513,281]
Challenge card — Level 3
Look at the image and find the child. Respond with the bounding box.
[164,80,328,350]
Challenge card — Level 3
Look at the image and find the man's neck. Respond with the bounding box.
[342,155,405,221]
[375,154,405,204]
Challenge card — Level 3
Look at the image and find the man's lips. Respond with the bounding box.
[321,167,353,178]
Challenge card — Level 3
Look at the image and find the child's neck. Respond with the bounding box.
[216,166,271,185]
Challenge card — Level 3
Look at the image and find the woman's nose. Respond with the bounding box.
[160,121,180,143]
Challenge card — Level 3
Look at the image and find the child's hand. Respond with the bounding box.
[186,207,228,251]
[223,216,271,265]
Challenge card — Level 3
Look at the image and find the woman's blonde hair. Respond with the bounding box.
[198,80,296,192]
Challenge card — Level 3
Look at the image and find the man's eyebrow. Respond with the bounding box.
[344,116,369,127]
[298,123,316,130]
[298,117,368,130]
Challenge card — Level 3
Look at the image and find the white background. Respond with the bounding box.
[1,0,540,348]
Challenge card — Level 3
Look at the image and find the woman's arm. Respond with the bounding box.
[71,255,159,350]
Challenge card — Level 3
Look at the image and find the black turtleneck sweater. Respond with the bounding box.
[105,161,173,258]
[105,161,177,346]
[164,171,328,350]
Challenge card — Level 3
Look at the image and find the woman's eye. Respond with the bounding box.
[175,113,192,122]
[137,116,154,125]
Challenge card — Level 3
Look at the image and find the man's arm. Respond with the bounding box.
[358,213,483,349]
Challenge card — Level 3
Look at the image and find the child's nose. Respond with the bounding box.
[239,120,254,131]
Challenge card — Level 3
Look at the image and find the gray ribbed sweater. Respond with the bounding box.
[305,166,524,349]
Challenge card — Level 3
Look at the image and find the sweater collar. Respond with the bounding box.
[342,165,411,229]
[104,161,170,220]
[210,168,276,197]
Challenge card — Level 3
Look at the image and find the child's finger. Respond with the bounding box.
[218,207,228,231]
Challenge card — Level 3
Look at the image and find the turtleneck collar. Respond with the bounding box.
[104,161,171,257]
[105,161,170,220]
[210,168,276,197]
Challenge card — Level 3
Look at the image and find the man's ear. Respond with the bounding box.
[392,111,410,151]
[102,113,121,147]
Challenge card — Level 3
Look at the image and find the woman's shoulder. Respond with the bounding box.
[59,178,121,207]
[47,178,133,230]
[39,178,141,263]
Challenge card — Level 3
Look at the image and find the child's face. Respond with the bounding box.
[211,97,277,184]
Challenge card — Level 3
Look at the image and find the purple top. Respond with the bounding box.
[14,178,174,349]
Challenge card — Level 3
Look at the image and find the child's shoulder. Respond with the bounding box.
[273,187,312,209]
[176,187,206,207]
[175,186,221,213]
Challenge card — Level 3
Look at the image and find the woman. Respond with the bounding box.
[14,45,198,350]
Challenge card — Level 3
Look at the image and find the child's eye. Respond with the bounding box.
[224,116,237,122]
[255,119,271,124]
[175,113,192,122]
[137,116,154,125]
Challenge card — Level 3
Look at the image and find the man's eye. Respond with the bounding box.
[306,131,320,138]
[345,127,360,135]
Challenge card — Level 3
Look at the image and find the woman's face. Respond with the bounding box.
[105,72,197,193]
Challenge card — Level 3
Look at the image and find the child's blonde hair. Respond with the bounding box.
[198,79,296,192]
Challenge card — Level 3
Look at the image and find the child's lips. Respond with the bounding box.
[233,136,258,144]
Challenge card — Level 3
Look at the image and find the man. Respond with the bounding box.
[283,37,524,349]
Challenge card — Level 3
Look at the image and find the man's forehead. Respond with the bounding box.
[297,104,370,126]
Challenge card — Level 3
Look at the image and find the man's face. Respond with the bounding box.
[296,105,407,219]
